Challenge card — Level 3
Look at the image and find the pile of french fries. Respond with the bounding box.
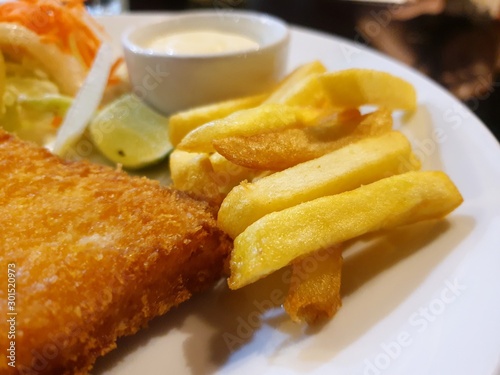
[168,61,463,324]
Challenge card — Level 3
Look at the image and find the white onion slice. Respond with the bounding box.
[53,42,114,157]
[0,23,86,96]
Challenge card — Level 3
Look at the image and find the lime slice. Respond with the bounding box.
[89,93,172,169]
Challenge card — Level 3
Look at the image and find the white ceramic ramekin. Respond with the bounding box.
[122,10,290,115]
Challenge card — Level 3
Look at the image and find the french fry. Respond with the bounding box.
[228,171,463,289]
[218,131,421,239]
[170,149,267,203]
[208,152,264,196]
[265,60,327,104]
[270,73,331,108]
[168,93,267,147]
[213,108,394,171]
[169,149,222,203]
[319,69,417,110]
[284,246,343,324]
[177,104,323,153]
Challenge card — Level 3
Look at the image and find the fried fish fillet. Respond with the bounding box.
[0,130,232,375]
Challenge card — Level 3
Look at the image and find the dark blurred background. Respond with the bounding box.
[128,0,500,142]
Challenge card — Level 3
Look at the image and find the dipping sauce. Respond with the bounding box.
[147,30,260,55]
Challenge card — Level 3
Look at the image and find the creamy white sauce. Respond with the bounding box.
[147,30,259,55]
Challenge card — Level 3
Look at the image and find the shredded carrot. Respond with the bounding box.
[52,115,63,128]
[0,0,119,82]
[108,56,124,85]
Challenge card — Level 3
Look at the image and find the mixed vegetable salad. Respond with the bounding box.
[0,0,171,168]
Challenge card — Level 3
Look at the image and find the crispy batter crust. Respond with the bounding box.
[0,130,232,374]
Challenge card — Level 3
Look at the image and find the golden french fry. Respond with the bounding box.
[218,131,421,239]
[209,152,264,196]
[177,104,323,153]
[168,93,267,147]
[319,69,417,110]
[265,60,327,104]
[271,73,331,108]
[212,129,305,171]
[284,246,343,324]
[169,149,222,203]
[213,108,394,171]
[228,171,463,289]
[170,150,266,203]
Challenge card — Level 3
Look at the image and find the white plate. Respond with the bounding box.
[92,13,500,375]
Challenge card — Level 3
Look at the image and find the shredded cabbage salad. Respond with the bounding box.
[0,0,123,145]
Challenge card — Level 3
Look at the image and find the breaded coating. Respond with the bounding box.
[0,130,232,375]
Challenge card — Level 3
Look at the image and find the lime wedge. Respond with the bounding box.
[89,93,172,169]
